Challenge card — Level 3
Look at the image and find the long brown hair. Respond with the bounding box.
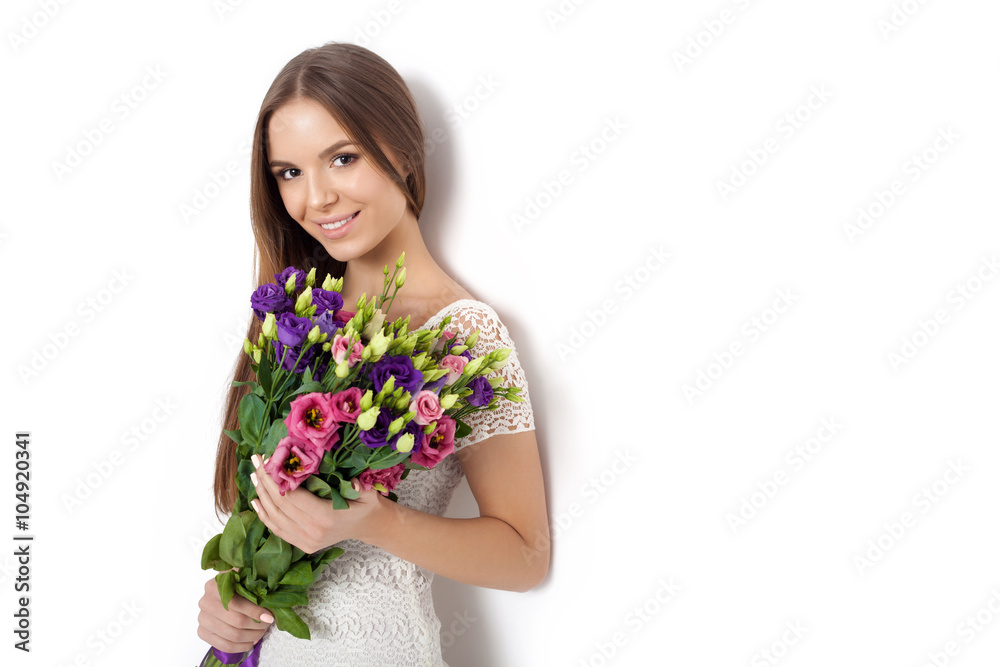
[212,42,427,518]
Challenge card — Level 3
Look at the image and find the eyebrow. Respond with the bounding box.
[268,140,355,169]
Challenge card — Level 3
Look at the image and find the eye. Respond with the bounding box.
[333,153,358,167]
[276,168,300,181]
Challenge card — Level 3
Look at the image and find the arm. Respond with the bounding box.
[361,429,550,592]
[250,429,550,593]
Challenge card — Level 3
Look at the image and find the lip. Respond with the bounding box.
[314,210,359,239]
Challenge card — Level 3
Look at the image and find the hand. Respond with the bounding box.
[196,574,272,654]
[249,454,384,554]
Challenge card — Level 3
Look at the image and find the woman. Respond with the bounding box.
[195,42,550,665]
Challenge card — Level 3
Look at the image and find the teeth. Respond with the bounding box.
[320,212,357,230]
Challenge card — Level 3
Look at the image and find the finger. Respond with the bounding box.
[226,593,276,626]
[197,620,266,654]
[252,454,315,523]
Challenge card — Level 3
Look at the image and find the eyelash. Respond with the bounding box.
[275,153,358,181]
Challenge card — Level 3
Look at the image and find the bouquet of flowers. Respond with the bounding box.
[198,253,522,666]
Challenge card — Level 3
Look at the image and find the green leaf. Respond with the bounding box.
[318,449,337,475]
[454,418,472,440]
[236,459,258,504]
[290,380,324,398]
[272,607,311,640]
[339,477,360,500]
[242,515,266,570]
[216,570,236,611]
[238,394,267,446]
[253,532,292,589]
[201,533,224,570]
[311,546,345,571]
[262,420,288,458]
[223,429,244,446]
[231,380,258,390]
[260,589,309,608]
[350,448,369,470]
[256,354,273,394]
[278,561,315,587]
[328,489,349,510]
[368,448,409,470]
[304,475,335,501]
[234,581,258,605]
[291,545,306,562]
[220,511,254,568]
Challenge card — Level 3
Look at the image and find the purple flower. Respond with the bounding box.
[250,283,292,322]
[314,310,341,339]
[359,409,393,448]
[274,267,307,293]
[311,288,344,314]
[275,312,313,347]
[467,376,494,407]
[369,355,424,395]
[272,340,316,373]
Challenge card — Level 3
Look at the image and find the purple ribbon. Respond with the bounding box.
[201,638,262,667]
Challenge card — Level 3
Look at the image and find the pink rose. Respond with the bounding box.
[284,392,340,451]
[331,334,364,366]
[357,463,406,494]
[409,390,444,426]
[328,387,362,423]
[411,415,456,469]
[438,354,468,385]
[264,435,323,495]
[434,330,457,351]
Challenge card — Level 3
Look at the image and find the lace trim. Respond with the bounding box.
[420,299,535,449]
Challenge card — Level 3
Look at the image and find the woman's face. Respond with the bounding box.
[265,97,411,263]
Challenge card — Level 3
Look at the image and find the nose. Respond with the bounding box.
[307,171,337,211]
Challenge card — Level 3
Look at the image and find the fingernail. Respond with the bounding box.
[250,472,258,487]
[251,499,260,513]
[260,612,274,623]
[251,454,261,467]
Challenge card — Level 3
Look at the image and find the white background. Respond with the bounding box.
[3,1,1000,665]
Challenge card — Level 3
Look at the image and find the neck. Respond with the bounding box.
[341,212,439,307]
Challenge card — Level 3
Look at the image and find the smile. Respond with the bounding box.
[319,211,358,230]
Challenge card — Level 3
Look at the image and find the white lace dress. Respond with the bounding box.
[256,299,535,666]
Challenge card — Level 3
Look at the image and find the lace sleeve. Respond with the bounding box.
[442,303,535,450]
